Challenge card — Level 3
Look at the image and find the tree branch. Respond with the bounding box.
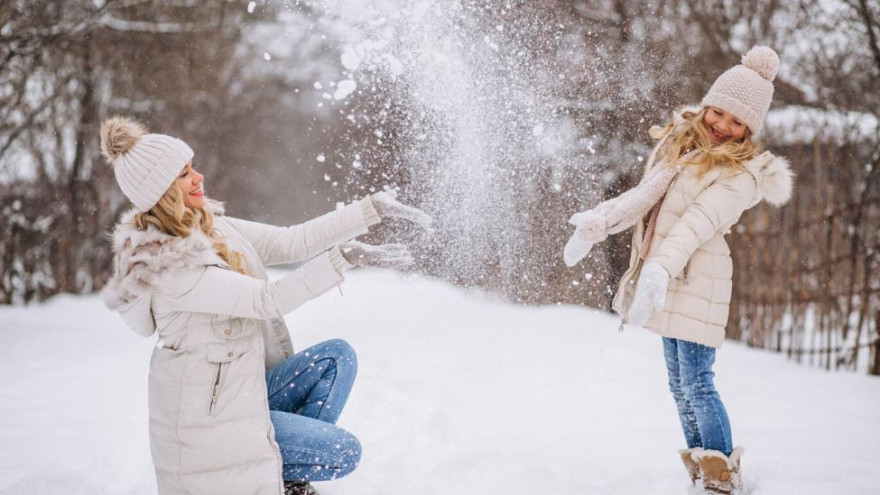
[856,0,880,74]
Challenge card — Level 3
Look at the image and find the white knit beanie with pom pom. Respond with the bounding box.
[100,116,194,212]
[701,46,779,134]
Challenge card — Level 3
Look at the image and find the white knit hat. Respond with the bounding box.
[701,46,779,134]
[100,117,194,212]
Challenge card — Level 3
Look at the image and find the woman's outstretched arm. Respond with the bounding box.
[153,248,349,319]
[224,199,380,266]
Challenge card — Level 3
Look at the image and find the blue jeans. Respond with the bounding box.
[265,339,361,482]
[662,337,733,455]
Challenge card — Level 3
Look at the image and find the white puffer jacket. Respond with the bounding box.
[102,199,378,495]
[612,127,794,348]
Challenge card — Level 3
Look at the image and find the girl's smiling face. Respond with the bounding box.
[703,106,748,143]
[176,161,206,209]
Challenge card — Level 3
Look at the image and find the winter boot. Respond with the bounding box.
[692,447,745,494]
[679,447,703,484]
[284,481,320,495]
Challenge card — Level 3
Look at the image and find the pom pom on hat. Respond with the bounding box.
[741,46,779,81]
[100,116,147,165]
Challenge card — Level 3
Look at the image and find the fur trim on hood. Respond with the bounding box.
[743,151,794,206]
[102,200,227,319]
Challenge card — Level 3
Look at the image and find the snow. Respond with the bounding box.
[1,270,879,495]
[333,80,358,100]
[340,46,363,71]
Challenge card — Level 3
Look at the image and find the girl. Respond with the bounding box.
[100,116,430,495]
[564,46,793,493]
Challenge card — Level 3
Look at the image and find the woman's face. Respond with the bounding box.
[703,106,748,143]
[176,161,206,209]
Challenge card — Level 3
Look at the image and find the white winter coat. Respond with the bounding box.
[612,123,794,348]
[102,199,378,495]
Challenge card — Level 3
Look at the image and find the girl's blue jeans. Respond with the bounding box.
[265,339,361,482]
[662,337,733,455]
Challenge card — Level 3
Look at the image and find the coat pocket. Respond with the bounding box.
[205,337,253,415]
[212,316,246,340]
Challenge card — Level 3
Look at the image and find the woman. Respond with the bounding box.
[100,116,430,495]
[564,47,794,493]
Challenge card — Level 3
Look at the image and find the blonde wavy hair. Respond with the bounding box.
[655,107,761,176]
[100,115,248,275]
[133,185,249,275]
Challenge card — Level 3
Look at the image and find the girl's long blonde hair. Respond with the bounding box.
[656,107,760,176]
[133,185,249,275]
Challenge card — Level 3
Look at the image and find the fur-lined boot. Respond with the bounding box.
[679,447,703,484]
[692,447,745,494]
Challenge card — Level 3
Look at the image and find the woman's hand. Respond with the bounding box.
[371,190,433,227]
[340,240,414,269]
[627,261,670,326]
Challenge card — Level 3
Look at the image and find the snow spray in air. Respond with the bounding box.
[317,1,585,295]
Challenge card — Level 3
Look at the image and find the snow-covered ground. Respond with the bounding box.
[1,270,879,495]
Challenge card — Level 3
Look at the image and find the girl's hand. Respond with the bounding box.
[371,190,433,227]
[563,209,608,267]
[627,262,670,326]
[563,233,594,267]
[569,210,608,244]
[341,240,414,269]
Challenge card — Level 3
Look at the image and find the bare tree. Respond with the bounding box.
[0,0,335,303]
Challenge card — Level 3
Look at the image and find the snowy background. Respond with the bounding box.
[2,270,880,495]
[3,1,878,365]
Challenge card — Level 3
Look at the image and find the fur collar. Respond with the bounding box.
[102,200,227,311]
[743,151,794,206]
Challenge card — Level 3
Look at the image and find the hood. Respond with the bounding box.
[101,202,226,336]
[743,151,795,206]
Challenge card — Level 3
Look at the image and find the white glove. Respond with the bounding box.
[563,210,607,267]
[371,190,433,227]
[340,240,414,269]
[627,261,669,327]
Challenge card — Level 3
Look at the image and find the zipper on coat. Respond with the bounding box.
[209,363,223,414]
[683,261,691,286]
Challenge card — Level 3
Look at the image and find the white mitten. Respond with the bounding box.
[563,210,608,267]
[627,261,670,327]
[563,234,594,267]
[341,240,414,269]
[568,210,608,243]
[371,189,433,227]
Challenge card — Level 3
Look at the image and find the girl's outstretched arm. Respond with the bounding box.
[563,162,680,267]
